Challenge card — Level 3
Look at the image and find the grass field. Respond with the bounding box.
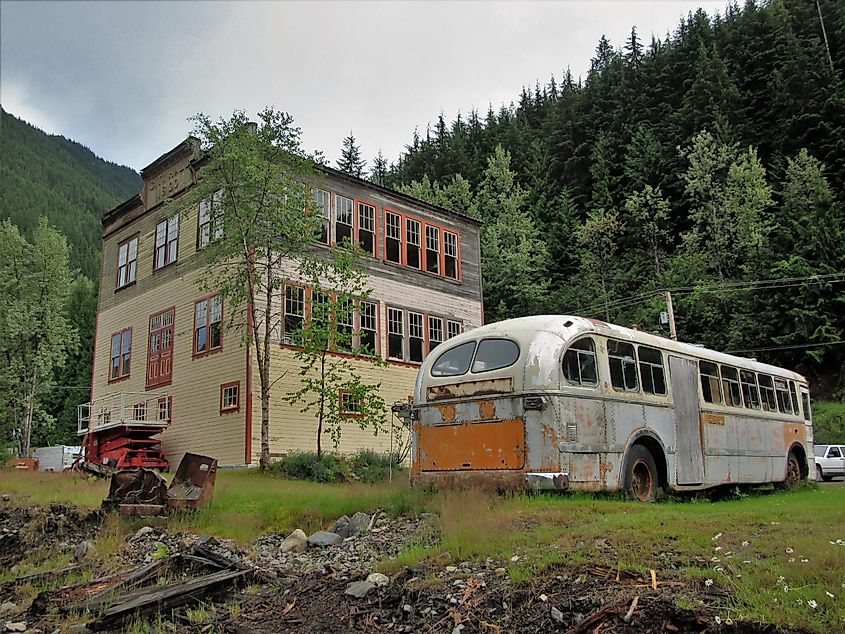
[1,469,843,631]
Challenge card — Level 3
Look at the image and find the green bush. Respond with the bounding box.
[271,452,349,483]
[270,450,404,484]
[813,401,845,444]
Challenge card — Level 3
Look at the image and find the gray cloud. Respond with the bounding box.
[1,0,726,171]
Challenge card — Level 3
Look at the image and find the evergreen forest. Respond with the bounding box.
[373,0,845,397]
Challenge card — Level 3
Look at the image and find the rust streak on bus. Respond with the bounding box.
[427,377,513,401]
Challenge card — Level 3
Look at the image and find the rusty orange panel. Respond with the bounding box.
[783,422,806,446]
[418,418,525,471]
[478,400,496,420]
[427,377,513,402]
[701,412,726,426]
[437,403,457,423]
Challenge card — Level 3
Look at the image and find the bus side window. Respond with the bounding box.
[788,381,800,415]
[608,340,638,392]
[562,338,598,386]
[638,346,666,395]
[774,378,792,414]
[431,341,476,377]
[758,374,776,411]
[721,366,743,407]
[740,370,761,409]
[699,361,722,404]
[801,390,812,422]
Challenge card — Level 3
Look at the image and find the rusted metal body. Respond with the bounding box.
[410,315,815,494]
[102,453,217,515]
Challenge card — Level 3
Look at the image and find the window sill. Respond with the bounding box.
[340,412,365,419]
[220,406,241,415]
[193,347,224,360]
[108,374,131,385]
[153,260,178,274]
[114,281,137,294]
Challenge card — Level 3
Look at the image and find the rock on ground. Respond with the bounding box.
[280,529,308,554]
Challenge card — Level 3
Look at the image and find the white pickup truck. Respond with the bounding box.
[814,444,845,481]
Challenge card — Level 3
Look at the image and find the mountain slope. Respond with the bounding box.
[0,108,141,280]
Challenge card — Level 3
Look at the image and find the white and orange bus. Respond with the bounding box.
[408,316,814,500]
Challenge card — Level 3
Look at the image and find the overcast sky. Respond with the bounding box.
[2,0,727,172]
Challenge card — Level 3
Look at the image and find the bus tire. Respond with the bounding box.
[782,452,802,489]
[623,445,658,502]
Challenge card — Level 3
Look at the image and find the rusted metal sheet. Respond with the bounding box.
[478,399,497,420]
[701,412,725,426]
[782,422,806,447]
[670,356,705,485]
[417,418,525,471]
[167,453,217,510]
[427,377,513,402]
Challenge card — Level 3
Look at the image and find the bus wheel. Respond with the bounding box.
[623,445,658,502]
[783,452,802,489]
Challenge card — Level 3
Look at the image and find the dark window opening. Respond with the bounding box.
[562,338,598,386]
[608,339,638,392]
[638,346,666,395]
[740,370,761,409]
[721,366,743,407]
[385,212,401,264]
[409,312,424,363]
[388,308,404,360]
[425,226,440,274]
[758,374,776,411]
[406,219,421,269]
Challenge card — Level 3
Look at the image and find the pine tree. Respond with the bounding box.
[370,150,388,186]
[336,131,366,177]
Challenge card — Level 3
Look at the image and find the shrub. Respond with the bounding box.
[349,450,404,484]
[271,452,349,483]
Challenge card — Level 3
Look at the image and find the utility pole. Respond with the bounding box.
[665,291,677,341]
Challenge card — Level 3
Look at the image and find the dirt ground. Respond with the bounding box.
[0,503,815,633]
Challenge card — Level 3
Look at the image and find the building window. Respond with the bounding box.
[359,301,378,355]
[157,396,172,422]
[385,211,402,264]
[388,307,404,360]
[336,295,354,352]
[154,215,179,270]
[428,316,444,353]
[357,202,376,256]
[133,402,147,421]
[220,382,240,413]
[408,311,424,363]
[447,320,462,339]
[444,231,459,279]
[425,226,440,274]
[198,190,223,248]
[336,195,354,245]
[339,389,361,416]
[194,295,222,356]
[283,285,305,344]
[406,219,421,269]
[313,188,331,245]
[116,236,138,289]
[147,308,174,388]
[109,328,132,381]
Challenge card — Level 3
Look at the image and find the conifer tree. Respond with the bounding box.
[370,150,388,186]
[336,131,366,177]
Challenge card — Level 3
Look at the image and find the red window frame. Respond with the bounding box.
[108,327,132,383]
[220,381,241,414]
[381,208,461,281]
[146,307,175,388]
[355,199,378,257]
[339,388,363,418]
[193,293,223,357]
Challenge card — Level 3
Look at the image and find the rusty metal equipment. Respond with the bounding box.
[102,453,217,516]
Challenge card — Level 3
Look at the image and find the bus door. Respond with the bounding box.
[669,355,705,484]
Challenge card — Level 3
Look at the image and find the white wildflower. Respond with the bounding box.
[808,600,818,609]
[714,546,722,552]
[726,618,734,625]
[777,576,785,584]
[711,556,721,562]
[825,591,835,599]
[789,558,796,562]
[741,540,749,546]
[714,566,724,573]
[712,533,723,541]
[743,560,751,564]
[705,579,714,587]
[784,585,790,593]
[801,559,809,563]
[715,616,722,625]
[785,547,794,554]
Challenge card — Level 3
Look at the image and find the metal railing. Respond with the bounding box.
[77,391,170,435]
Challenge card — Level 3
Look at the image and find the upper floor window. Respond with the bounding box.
[198,190,223,248]
[336,195,354,245]
[194,295,222,356]
[155,215,179,270]
[109,328,132,382]
[425,226,440,274]
[357,202,376,256]
[116,236,138,289]
[406,218,421,269]
[428,316,444,353]
[444,231,459,280]
[385,211,402,264]
[562,338,598,387]
[283,285,305,344]
[313,189,331,245]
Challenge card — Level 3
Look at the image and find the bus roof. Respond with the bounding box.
[448,315,807,384]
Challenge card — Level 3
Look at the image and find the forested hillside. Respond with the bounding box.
[0,108,141,280]
[382,0,845,395]
[0,108,140,445]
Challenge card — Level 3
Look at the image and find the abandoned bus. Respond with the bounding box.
[409,315,814,500]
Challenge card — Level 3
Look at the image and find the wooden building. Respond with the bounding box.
[83,138,483,467]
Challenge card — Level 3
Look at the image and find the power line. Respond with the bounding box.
[726,341,845,354]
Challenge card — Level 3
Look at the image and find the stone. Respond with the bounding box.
[4,623,26,633]
[451,625,464,634]
[366,572,389,587]
[344,581,375,598]
[332,515,351,538]
[1,494,10,502]
[130,526,155,542]
[350,512,370,534]
[445,566,458,573]
[307,531,343,547]
[550,606,564,624]
[280,529,308,554]
[73,540,96,561]
[539,594,548,602]
[196,534,219,546]
[0,606,14,615]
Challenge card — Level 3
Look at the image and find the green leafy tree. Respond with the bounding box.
[0,219,77,457]
[576,208,622,321]
[336,131,366,177]
[283,247,388,457]
[178,108,319,470]
[624,185,671,277]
